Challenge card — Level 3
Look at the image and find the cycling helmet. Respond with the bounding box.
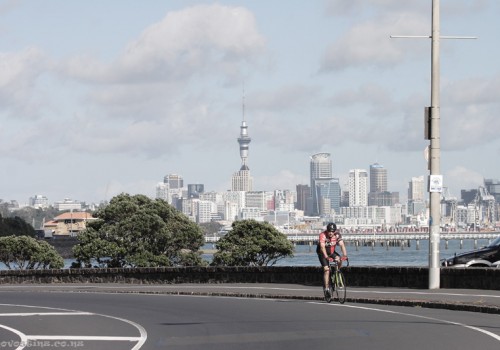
[326,222,337,232]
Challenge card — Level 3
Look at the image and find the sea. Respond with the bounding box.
[203,238,493,267]
[0,238,492,269]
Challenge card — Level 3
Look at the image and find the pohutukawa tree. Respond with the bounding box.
[212,219,294,266]
[73,193,205,268]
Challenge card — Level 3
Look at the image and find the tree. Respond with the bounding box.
[211,219,294,266]
[72,193,205,268]
[0,235,64,269]
[0,215,36,237]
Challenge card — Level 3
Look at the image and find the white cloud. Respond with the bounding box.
[445,166,484,193]
[320,13,428,71]
[63,4,266,84]
[0,47,49,118]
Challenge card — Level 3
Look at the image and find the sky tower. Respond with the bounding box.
[231,89,253,191]
[237,92,251,170]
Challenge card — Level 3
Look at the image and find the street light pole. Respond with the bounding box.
[391,0,475,289]
[428,0,441,289]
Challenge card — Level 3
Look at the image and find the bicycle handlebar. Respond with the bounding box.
[328,258,349,267]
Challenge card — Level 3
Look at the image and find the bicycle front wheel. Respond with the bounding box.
[334,270,347,304]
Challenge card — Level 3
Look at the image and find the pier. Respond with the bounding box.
[204,231,500,247]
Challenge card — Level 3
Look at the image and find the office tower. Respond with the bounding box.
[187,184,204,199]
[295,184,310,212]
[368,163,394,206]
[231,92,253,191]
[163,174,183,189]
[369,163,387,192]
[408,176,425,201]
[310,153,332,184]
[348,169,368,206]
[309,153,340,215]
[314,178,341,215]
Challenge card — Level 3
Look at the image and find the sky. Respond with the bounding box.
[1,0,499,205]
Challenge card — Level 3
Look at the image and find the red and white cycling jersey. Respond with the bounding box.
[316,231,343,256]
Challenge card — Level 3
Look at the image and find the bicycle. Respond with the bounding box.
[324,257,348,304]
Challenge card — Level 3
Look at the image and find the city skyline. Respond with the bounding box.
[1,1,499,205]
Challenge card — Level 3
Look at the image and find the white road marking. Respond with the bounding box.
[311,301,500,343]
[0,303,147,350]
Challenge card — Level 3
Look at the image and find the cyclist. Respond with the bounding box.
[317,222,348,295]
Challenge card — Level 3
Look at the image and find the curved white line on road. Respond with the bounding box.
[0,324,28,350]
[312,302,500,343]
[0,303,147,350]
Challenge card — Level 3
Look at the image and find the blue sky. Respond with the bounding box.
[1,0,499,205]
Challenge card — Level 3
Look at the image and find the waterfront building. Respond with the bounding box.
[43,211,96,236]
[348,169,368,207]
[340,205,402,226]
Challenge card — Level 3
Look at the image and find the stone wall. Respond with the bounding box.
[0,266,498,290]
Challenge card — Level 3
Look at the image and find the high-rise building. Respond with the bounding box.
[369,163,387,193]
[295,184,310,212]
[314,178,341,215]
[368,163,396,206]
[164,174,183,189]
[187,184,204,199]
[309,153,341,215]
[408,176,425,201]
[348,169,368,207]
[231,93,253,191]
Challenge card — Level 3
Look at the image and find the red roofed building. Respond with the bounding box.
[43,211,96,237]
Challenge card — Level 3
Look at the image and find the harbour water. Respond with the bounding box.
[0,238,493,269]
[205,238,493,267]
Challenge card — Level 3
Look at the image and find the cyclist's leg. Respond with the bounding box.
[318,254,330,290]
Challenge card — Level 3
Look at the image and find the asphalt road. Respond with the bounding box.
[0,285,499,350]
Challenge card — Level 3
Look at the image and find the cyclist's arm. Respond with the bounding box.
[318,234,329,259]
[338,240,348,259]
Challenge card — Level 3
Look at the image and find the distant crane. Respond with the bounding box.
[473,186,496,229]
[441,187,457,228]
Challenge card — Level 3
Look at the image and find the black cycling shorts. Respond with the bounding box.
[317,251,340,267]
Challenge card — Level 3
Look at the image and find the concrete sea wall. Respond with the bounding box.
[0,266,498,290]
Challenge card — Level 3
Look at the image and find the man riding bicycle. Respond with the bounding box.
[317,222,348,295]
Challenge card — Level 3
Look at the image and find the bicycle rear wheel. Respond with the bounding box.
[334,270,347,304]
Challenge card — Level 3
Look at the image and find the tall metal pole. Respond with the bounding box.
[391,0,475,289]
[428,0,441,289]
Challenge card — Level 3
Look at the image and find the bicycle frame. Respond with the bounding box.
[324,259,348,304]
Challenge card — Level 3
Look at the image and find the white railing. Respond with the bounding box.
[204,231,500,243]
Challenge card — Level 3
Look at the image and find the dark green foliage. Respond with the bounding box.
[0,235,64,269]
[0,215,36,237]
[73,193,205,268]
[212,219,294,266]
[199,221,223,235]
